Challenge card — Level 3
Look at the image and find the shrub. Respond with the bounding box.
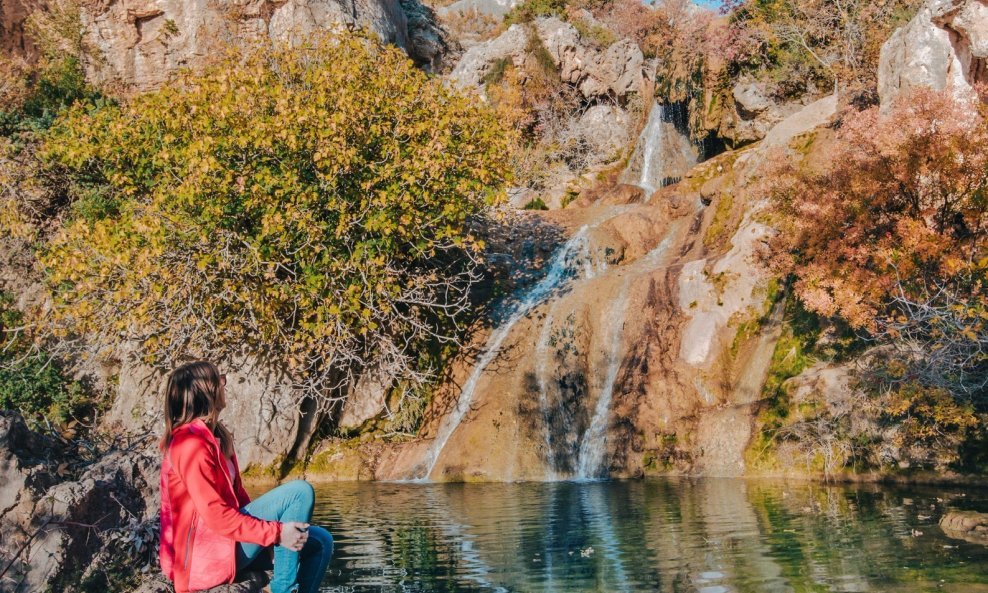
[0,0,101,137]
[0,292,91,427]
[36,32,513,408]
[504,0,568,25]
[874,381,978,470]
[722,0,921,99]
[763,88,987,401]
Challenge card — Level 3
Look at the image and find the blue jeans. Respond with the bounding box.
[237,480,334,593]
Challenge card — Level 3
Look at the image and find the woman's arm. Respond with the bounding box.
[171,433,282,546]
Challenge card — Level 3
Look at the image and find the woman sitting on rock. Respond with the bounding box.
[158,360,333,593]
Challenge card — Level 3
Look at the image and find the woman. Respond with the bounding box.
[159,361,333,593]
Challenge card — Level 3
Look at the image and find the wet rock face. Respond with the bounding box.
[78,0,448,91]
[878,0,988,107]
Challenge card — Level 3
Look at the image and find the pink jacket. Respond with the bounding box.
[159,419,282,592]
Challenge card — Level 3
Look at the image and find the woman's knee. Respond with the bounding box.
[282,479,315,506]
[307,525,334,558]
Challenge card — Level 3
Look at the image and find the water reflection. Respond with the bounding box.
[292,479,988,593]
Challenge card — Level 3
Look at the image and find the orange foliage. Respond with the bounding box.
[764,89,988,331]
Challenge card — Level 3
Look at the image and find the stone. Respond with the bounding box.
[506,186,539,209]
[399,0,455,72]
[878,0,987,109]
[577,104,631,161]
[77,0,447,91]
[450,16,647,101]
[448,23,529,90]
[0,413,160,592]
[130,571,270,593]
[338,363,396,431]
[732,80,773,115]
[0,412,63,517]
[940,510,988,545]
[439,0,519,19]
[761,93,838,148]
[103,350,302,470]
[580,39,645,99]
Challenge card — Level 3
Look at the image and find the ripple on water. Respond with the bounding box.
[252,478,988,593]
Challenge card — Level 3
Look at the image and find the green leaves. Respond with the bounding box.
[36,30,511,403]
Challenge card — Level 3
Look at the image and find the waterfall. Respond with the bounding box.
[574,277,631,480]
[415,225,602,480]
[637,105,664,193]
[536,306,559,480]
[573,233,677,480]
[623,102,699,195]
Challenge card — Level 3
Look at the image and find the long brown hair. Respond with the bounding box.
[160,360,234,457]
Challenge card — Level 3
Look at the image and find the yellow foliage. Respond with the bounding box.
[36,31,513,399]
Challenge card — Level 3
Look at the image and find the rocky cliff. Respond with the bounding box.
[13,0,451,90]
[303,94,838,482]
[879,0,988,106]
[0,413,158,592]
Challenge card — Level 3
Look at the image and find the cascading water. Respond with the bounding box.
[623,102,699,195]
[636,106,664,193]
[574,277,631,480]
[415,224,605,480]
[572,233,676,480]
[415,101,704,482]
[535,307,559,480]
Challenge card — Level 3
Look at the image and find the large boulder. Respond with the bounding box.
[102,349,302,470]
[399,0,455,72]
[576,104,631,162]
[449,16,649,101]
[337,363,397,431]
[878,0,988,108]
[0,413,161,592]
[0,412,64,526]
[940,511,988,545]
[711,78,816,146]
[448,22,528,89]
[78,0,449,91]
[439,0,519,19]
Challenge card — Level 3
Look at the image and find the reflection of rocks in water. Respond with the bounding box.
[307,480,988,593]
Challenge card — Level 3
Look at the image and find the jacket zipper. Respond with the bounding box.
[184,514,197,569]
[217,445,239,583]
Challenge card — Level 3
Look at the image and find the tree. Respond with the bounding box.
[764,88,988,401]
[33,31,513,410]
[723,0,920,100]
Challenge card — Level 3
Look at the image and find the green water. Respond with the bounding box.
[299,478,988,592]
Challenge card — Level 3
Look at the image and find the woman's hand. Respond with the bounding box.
[279,521,310,551]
